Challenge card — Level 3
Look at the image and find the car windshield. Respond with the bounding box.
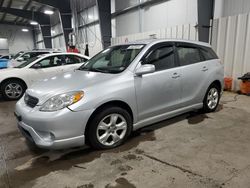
[78,44,145,74]
[16,56,42,68]
[12,51,24,59]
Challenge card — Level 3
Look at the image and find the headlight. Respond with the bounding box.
[40,91,84,112]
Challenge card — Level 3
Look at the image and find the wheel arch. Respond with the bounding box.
[0,77,28,90]
[85,100,134,136]
[210,80,222,93]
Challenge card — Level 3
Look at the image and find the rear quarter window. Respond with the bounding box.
[200,47,218,61]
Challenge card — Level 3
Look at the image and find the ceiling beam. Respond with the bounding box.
[1,0,12,22]
[32,0,70,12]
[0,7,50,24]
[0,20,31,27]
[14,0,33,23]
[0,6,52,48]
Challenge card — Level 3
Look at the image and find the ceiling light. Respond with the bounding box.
[51,30,56,34]
[44,10,54,15]
[30,21,38,25]
[22,28,29,32]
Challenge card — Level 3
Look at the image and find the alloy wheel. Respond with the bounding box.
[5,83,23,99]
[96,113,128,146]
[207,87,219,110]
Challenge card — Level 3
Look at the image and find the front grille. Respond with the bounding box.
[24,94,39,108]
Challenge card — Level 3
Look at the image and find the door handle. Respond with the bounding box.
[172,72,180,79]
[202,66,208,72]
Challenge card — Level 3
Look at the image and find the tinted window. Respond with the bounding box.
[200,48,218,61]
[33,55,64,68]
[145,46,175,71]
[65,55,87,65]
[177,47,201,66]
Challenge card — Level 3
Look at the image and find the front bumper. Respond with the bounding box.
[15,98,94,149]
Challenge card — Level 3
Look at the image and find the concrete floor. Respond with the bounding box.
[0,92,250,188]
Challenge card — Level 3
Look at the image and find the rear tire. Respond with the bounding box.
[203,84,221,112]
[86,106,133,150]
[1,79,26,100]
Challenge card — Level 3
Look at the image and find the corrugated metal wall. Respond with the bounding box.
[111,23,199,45]
[211,13,250,90]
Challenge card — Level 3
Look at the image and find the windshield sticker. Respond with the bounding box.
[127,45,144,50]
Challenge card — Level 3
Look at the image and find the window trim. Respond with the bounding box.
[199,47,219,61]
[140,42,178,72]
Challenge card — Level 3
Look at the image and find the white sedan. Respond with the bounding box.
[0,52,89,100]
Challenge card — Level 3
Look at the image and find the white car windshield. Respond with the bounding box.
[16,55,44,68]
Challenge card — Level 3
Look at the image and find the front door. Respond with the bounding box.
[135,43,182,121]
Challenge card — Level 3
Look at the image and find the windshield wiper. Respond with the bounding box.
[78,67,108,73]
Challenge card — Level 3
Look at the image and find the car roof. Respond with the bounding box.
[116,39,212,48]
[35,52,90,59]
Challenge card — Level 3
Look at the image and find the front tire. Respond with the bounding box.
[203,84,221,112]
[1,79,26,100]
[86,106,133,149]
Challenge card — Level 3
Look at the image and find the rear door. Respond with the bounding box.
[176,43,210,106]
[60,55,88,73]
[135,42,182,121]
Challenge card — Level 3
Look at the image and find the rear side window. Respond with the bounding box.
[200,47,218,61]
[177,47,202,66]
[33,55,64,68]
[65,55,87,65]
[145,46,175,71]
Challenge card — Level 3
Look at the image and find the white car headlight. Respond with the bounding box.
[40,91,84,112]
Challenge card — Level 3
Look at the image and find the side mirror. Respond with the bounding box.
[32,63,42,69]
[135,64,155,76]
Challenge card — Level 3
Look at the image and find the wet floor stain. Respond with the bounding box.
[118,165,133,172]
[77,183,94,188]
[105,178,136,188]
[110,159,122,166]
[187,112,210,125]
[123,154,143,161]
[0,131,156,187]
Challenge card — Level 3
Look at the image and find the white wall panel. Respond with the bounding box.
[223,16,236,77]
[215,17,228,64]
[0,24,34,54]
[243,15,250,74]
[212,13,250,90]
[115,10,140,36]
[114,0,198,37]
[232,14,248,89]
[215,0,250,18]
[111,22,198,45]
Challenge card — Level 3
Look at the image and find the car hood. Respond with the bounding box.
[27,70,118,104]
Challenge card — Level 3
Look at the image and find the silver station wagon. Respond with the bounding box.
[15,39,224,150]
